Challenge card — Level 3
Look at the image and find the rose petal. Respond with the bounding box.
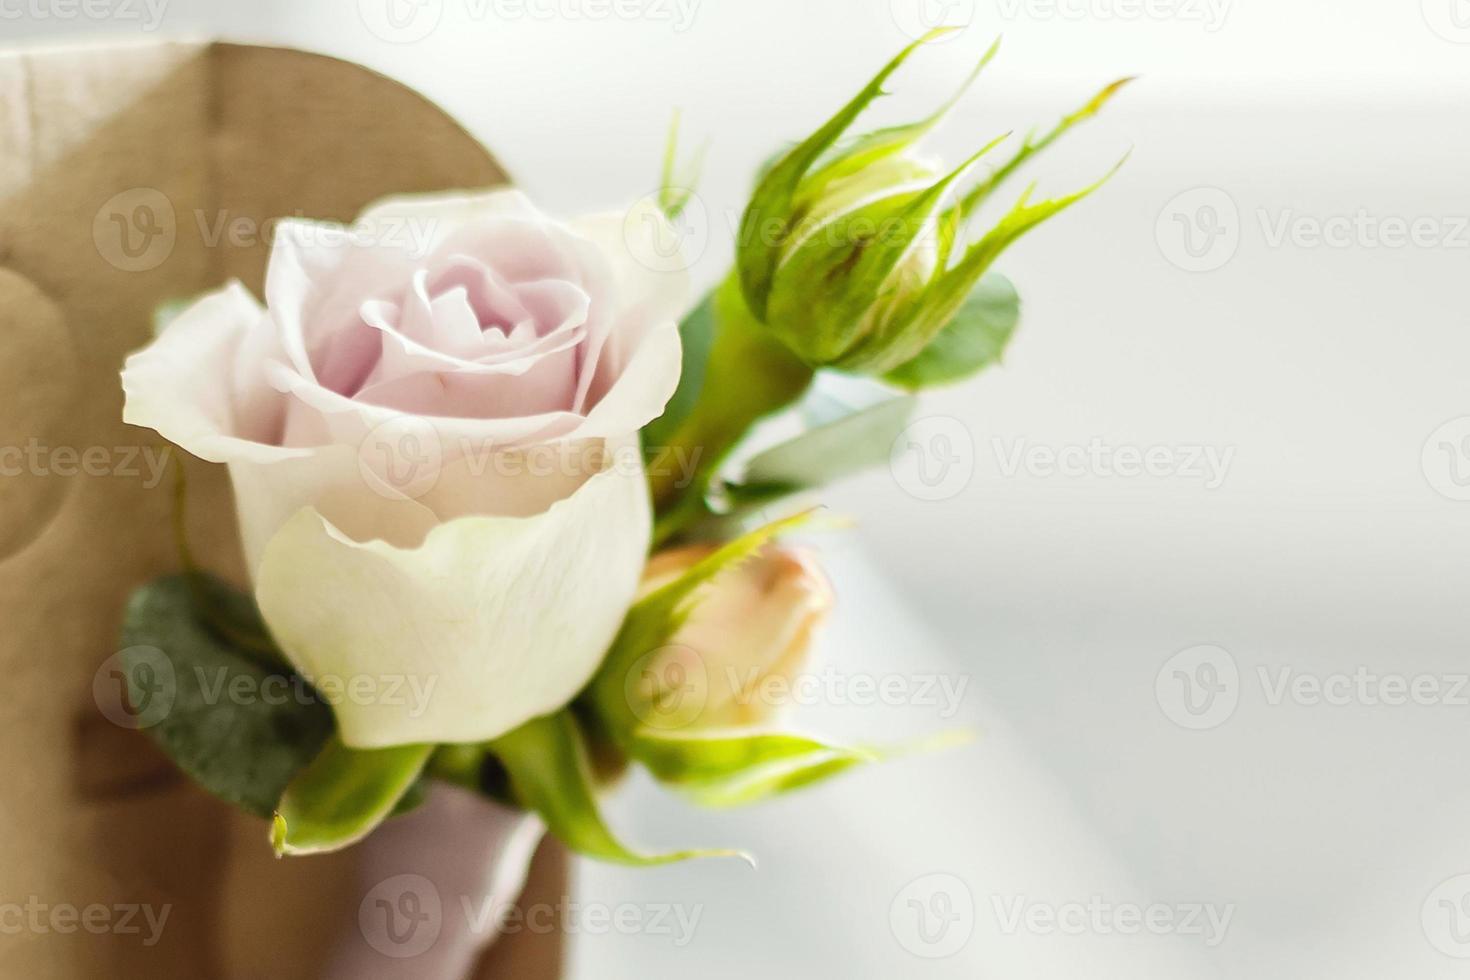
[354,351,579,420]
[567,200,691,409]
[358,188,544,258]
[362,274,593,384]
[264,359,585,458]
[361,297,587,382]
[570,318,683,440]
[252,442,651,747]
[228,443,441,577]
[121,282,305,465]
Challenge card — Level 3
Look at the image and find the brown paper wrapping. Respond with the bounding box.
[0,39,563,979]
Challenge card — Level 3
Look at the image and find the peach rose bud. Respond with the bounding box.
[637,544,833,730]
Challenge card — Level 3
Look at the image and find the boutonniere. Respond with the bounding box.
[116,30,1128,864]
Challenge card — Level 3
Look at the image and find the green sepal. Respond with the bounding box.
[798,37,1000,198]
[953,76,1135,220]
[737,27,957,320]
[626,727,876,808]
[882,273,1020,391]
[839,159,1125,374]
[490,712,747,866]
[272,738,433,855]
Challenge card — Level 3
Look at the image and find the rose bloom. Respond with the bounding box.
[122,190,685,747]
[637,544,833,729]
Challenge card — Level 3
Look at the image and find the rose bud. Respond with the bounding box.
[736,32,1129,377]
[122,190,686,748]
[635,544,833,730]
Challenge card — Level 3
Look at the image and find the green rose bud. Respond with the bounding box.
[646,33,1129,540]
[737,30,1130,377]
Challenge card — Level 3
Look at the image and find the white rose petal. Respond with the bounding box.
[252,443,651,747]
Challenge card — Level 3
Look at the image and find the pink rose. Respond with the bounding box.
[122,189,687,746]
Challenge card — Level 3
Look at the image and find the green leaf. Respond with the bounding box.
[726,391,918,503]
[627,728,876,807]
[272,737,433,855]
[737,28,956,319]
[183,571,289,669]
[883,273,1020,391]
[491,712,745,866]
[118,575,333,818]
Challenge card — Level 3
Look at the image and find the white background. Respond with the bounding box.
[13,0,1470,976]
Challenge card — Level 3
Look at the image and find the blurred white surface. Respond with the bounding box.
[14,1,1470,976]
